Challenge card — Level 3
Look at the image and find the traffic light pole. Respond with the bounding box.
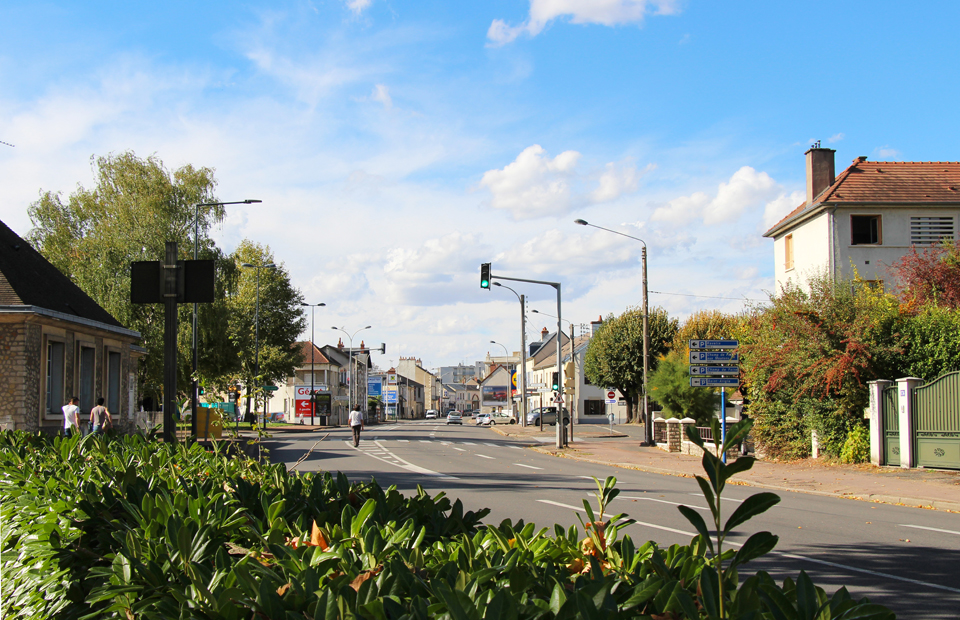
[486,272,564,449]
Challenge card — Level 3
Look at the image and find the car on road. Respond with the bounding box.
[475,413,491,426]
[446,411,462,425]
[526,406,569,427]
[425,410,438,419]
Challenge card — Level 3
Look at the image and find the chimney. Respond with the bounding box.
[591,315,603,336]
[541,327,549,342]
[805,145,836,206]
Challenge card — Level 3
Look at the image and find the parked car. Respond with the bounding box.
[425,410,438,419]
[446,411,462,425]
[475,413,491,426]
[526,406,569,427]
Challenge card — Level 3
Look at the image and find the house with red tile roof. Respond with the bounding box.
[763,147,960,292]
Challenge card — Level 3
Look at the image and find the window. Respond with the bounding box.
[45,341,65,415]
[78,345,95,413]
[851,215,881,245]
[911,216,955,245]
[107,351,121,414]
[784,234,794,270]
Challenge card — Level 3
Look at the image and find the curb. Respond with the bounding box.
[529,447,960,513]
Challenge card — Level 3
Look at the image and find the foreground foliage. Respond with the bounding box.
[1,428,894,619]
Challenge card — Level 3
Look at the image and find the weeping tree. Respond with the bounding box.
[583,306,678,422]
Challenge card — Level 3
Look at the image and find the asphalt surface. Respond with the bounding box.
[265,421,960,620]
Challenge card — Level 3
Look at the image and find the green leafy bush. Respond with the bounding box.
[840,424,871,464]
[1,429,895,619]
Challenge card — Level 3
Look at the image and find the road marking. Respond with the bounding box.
[398,439,410,442]
[484,443,498,447]
[507,446,523,450]
[462,442,477,445]
[536,502,960,594]
[477,454,495,460]
[419,440,432,443]
[619,496,710,511]
[440,441,451,445]
[454,447,466,452]
[688,493,744,503]
[900,524,960,536]
[515,463,542,470]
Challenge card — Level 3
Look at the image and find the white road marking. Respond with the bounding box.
[515,463,542,470]
[476,454,495,460]
[619,496,710,511]
[484,443,498,447]
[537,501,960,594]
[454,447,466,452]
[440,441,451,445]
[508,446,523,450]
[900,524,960,536]
[578,476,597,481]
[398,439,410,442]
[419,440,432,443]
[346,440,458,480]
[462,442,477,445]
[688,493,744,503]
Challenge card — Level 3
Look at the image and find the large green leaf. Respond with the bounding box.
[723,493,781,535]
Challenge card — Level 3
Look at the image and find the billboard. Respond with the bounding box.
[482,385,510,406]
[368,377,383,397]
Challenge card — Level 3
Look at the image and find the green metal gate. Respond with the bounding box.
[882,385,900,466]
[912,371,960,470]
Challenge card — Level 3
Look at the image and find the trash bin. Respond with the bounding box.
[318,414,328,426]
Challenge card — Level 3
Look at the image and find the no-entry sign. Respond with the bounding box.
[605,390,617,404]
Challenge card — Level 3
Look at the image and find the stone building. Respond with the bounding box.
[0,221,143,433]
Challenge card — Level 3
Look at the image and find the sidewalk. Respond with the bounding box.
[493,425,960,512]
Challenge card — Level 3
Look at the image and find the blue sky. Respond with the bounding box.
[2,0,959,369]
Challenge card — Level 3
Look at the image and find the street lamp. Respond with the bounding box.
[332,325,372,418]
[489,340,509,356]
[191,199,261,438]
[531,308,572,326]
[533,308,578,441]
[241,261,276,430]
[301,303,326,425]
[493,282,528,427]
[574,218,652,446]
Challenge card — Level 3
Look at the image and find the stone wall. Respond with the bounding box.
[0,323,26,431]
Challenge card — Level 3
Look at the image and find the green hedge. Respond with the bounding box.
[1,427,895,619]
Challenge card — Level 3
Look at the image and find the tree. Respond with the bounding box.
[583,306,678,422]
[648,350,719,424]
[227,241,306,415]
[671,309,745,352]
[28,152,222,403]
[889,239,960,310]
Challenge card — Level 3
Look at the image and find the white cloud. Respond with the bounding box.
[874,145,901,159]
[345,0,372,16]
[371,84,392,109]
[479,145,645,220]
[652,166,782,226]
[762,190,804,230]
[488,0,681,45]
[828,132,845,143]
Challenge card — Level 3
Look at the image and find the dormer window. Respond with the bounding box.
[851,215,881,245]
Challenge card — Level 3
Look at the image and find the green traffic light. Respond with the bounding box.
[481,279,489,288]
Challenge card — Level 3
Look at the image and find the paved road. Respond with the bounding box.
[267,421,960,619]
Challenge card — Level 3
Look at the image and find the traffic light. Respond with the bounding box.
[551,371,559,391]
[480,263,491,289]
[198,386,205,396]
[563,361,575,394]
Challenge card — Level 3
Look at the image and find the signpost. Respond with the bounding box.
[604,390,618,404]
[688,339,740,462]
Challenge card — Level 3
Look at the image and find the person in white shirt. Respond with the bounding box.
[348,406,364,447]
[62,397,80,437]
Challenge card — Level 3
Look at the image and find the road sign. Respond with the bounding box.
[263,385,279,392]
[689,339,738,349]
[689,351,739,364]
[554,395,564,404]
[690,365,740,376]
[605,390,617,404]
[385,389,398,403]
[690,377,738,388]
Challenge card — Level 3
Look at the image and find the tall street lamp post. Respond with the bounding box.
[301,303,326,425]
[241,262,276,430]
[532,309,577,443]
[493,282,528,427]
[489,340,508,356]
[332,325,372,416]
[191,199,260,438]
[574,218,653,446]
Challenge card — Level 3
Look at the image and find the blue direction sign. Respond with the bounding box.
[690,377,738,388]
[689,351,739,364]
[690,365,739,376]
[689,339,739,349]
[385,389,398,404]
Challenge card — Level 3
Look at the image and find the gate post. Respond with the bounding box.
[867,380,892,466]
[896,377,924,469]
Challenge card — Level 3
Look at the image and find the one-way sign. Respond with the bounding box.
[690,366,739,376]
[689,350,739,364]
[690,377,738,387]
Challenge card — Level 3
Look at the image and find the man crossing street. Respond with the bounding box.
[348,405,364,447]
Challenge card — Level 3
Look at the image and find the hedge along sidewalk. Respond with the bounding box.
[523,437,960,513]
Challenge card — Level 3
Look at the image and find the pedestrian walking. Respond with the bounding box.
[348,405,364,447]
[62,396,80,438]
[90,398,112,435]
